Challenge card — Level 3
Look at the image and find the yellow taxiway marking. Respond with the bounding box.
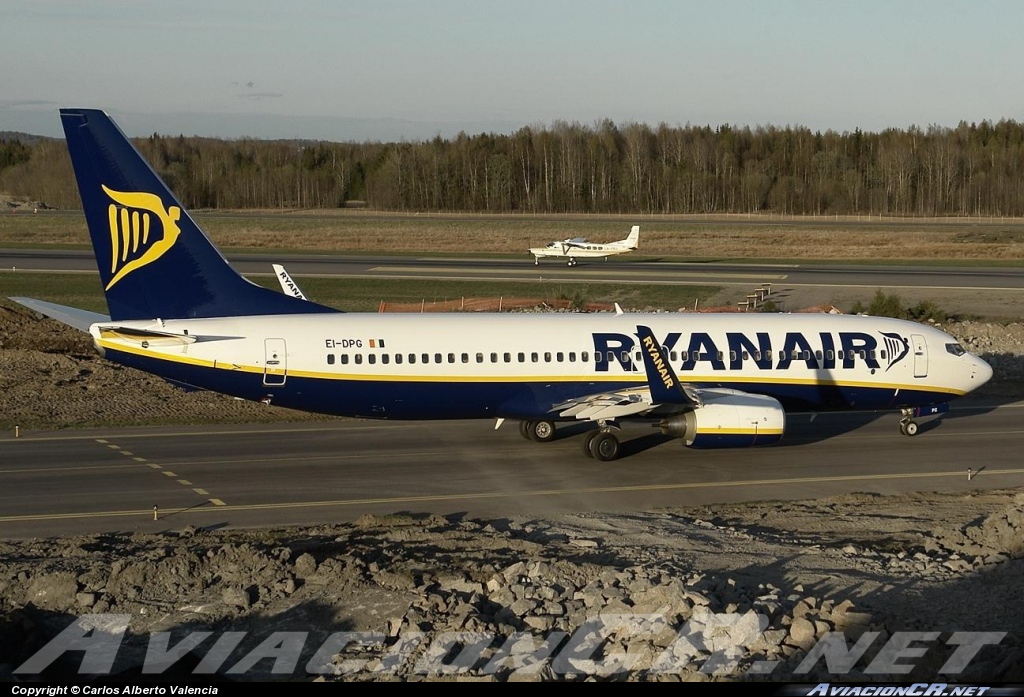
[193,488,209,496]
[95,439,108,444]
[0,423,426,443]
[148,464,162,469]
[133,457,147,462]
[3,467,1024,524]
[162,471,177,477]
[120,451,134,456]
[177,479,193,486]
[107,444,120,450]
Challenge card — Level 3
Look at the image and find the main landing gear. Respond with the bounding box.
[567,258,577,266]
[899,408,919,436]
[582,425,621,461]
[517,419,622,460]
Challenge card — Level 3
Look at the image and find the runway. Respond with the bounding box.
[2,399,1022,539]
[4,248,1024,294]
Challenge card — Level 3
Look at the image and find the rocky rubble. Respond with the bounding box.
[2,493,1023,682]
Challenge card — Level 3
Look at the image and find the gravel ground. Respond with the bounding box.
[2,300,1023,683]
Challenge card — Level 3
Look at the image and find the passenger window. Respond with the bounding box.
[476,353,484,363]
[518,352,525,362]
[581,351,589,362]
[462,353,469,363]
[368,354,376,365]
[504,352,511,363]
[341,354,349,365]
[433,353,441,363]
[447,353,455,363]
[556,352,564,362]
[531,352,539,362]
[327,354,335,365]
[568,352,576,362]
[815,350,822,361]
[622,351,630,363]
[408,354,415,364]
[354,354,363,364]
[381,354,390,364]
[670,351,678,361]
[544,352,552,362]
[395,354,403,364]
[827,350,834,360]
[490,352,498,363]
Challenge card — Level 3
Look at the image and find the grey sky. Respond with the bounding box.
[2,0,1022,141]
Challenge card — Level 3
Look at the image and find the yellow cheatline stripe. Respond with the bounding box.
[97,339,964,394]
[4,467,1024,524]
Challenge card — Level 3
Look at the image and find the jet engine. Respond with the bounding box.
[657,389,785,448]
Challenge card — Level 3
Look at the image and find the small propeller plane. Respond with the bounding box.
[529,225,640,266]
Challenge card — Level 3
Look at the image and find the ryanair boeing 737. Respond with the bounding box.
[11,110,993,461]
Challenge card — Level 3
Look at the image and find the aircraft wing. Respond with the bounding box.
[551,324,703,421]
[9,297,110,332]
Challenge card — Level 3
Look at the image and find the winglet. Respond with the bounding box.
[636,325,692,405]
[272,264,308,300]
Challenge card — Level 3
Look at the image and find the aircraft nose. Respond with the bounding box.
[973,355,994,386]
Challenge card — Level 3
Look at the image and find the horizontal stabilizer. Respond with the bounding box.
[9,297,110,332]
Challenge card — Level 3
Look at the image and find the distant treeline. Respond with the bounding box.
[3,119,1024,215]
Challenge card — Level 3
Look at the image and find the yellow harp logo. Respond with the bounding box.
[102,185,182,290]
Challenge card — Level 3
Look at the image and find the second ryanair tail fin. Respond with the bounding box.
[60,108,338,321]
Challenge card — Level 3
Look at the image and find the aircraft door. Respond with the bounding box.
[264,338,287,386]
[911,333,928,378]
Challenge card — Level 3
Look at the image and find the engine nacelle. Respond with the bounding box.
[658,389,785,448]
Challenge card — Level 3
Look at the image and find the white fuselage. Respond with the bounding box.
[90,311,992,421]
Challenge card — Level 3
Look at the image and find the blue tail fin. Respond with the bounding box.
[60,108,338,320]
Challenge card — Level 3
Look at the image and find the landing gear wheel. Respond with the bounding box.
[534,259,539,266]
[903,420,919,436]
[531,419,556,442]
[519,420,532,440]
[589,432,620,461]
[582,430,599,458]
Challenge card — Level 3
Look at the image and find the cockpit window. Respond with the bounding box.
[945,342,966,357]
